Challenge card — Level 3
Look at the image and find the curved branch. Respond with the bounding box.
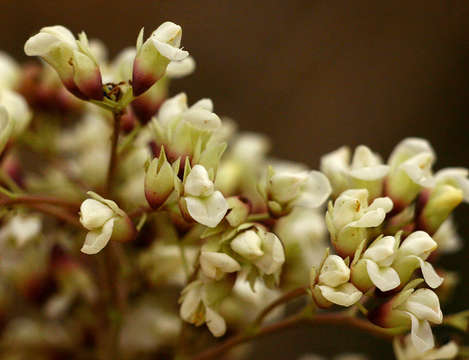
[192,312,399,360]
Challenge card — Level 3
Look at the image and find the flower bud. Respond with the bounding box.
[131,77,167,124]
[434,167,469,202]
[144,147,177,209]
[79,192,135,254]
[417,185,463,235]
[24,26,103,100]
[230,229,264,260]
[132,22,189,96]
[200,251,241,280]
[225,197,250,227]
[326,189,393,257]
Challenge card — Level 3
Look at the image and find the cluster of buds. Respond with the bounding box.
[317,137,469,354]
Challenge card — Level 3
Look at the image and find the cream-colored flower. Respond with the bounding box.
[394,335,458,360]
[314,255,362,307]
[326,189,393,257]
[321,145,389,198]
[352,235,400,292]
[183,165,228,228]
[25,26,103,100]
[393,231,443,289]
[79,192,134,254]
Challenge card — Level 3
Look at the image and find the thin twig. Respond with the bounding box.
[192,312,399,360]
[253,287,307,327]
[26,203,81,227]
[105,112,122,196]
[0,194,80,210]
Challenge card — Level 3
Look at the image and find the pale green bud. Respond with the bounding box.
[418,185,463,235]
[144,147,176,209]
[225,197,250,227]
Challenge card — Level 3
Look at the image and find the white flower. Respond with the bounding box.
[200,251,241,280]
[179,279,227,337]
[352,235,401,292]
[432,218,462,254]
[315,255,362,307]
[183,165,228,227]
[0,214,42,247]
[321,145,389,198]
[326,189,393,257]
[268,169,332,209]
[253,232,285,275]
[153,93,223,165]
[394,335,458,360]
[0,106,14,155]
[394,231,443,289]
[0,51,20,89]
[0,89,32,137]
[230,230,264,260]
[394,289,443,353]
[25,26,103,100]
[79,192,134,254]
[230,227,285,276]
[386,138,436,208]
[166,56,196,78]
[132,22,189,95]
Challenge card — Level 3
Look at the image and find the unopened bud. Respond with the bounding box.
[417,185,463,235]
[132,22,188,96]
[144,147,176,209]
[225,197,250,227]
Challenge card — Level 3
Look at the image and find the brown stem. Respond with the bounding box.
[192,312,397,360]
[0,194,80,210]
[105,112,122,196]
[253,287,307,326]
[24,203,81,227]
[128,206,153,219]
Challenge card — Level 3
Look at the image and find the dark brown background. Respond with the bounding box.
[1,0,468,358]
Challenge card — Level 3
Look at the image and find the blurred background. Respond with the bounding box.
[0,0,468,358]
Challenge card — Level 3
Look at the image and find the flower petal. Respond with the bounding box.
[79,199,114,230]
[205,307,226,337]
[80,218,115,255]
[365,260,400,292]
[405,312,435,353]
[318,283,362,307]
[295,171,332,208]
[185,191,228,228]
[184,164,214,197]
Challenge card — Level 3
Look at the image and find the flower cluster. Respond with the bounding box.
[0,20,464,360]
